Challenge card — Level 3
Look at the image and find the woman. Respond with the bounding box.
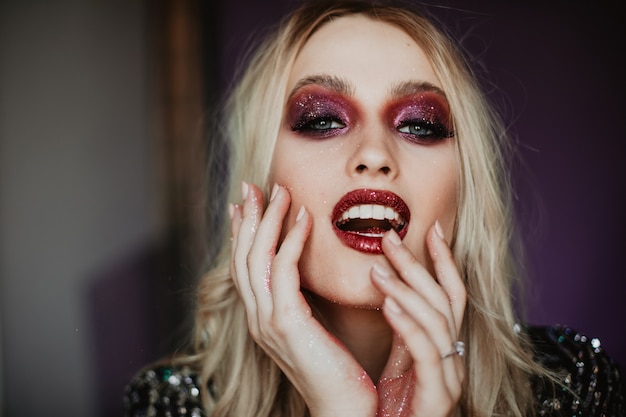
[124,1,623,416]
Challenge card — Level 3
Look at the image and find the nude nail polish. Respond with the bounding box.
[296,205,306,221]
[387,229,402,245]
[241,181,249,200]
[270,183,279,201]
[435,220,445,239]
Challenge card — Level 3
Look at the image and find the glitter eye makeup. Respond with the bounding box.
[287,87,353,138]
[387,92,454,144]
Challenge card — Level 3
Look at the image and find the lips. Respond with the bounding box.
[331,189,410,254]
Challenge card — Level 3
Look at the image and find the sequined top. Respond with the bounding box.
[123,325,624,416]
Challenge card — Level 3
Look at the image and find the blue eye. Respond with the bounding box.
[397,120,453,142]
[310,117,345,130]
[291,115,346,137]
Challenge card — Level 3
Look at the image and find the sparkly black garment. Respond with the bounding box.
[124,366,206,417]
[527,326,624,416]
[123,325,624,416]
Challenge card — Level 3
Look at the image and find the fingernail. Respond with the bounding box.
[241,181,249,200]
[296,205,306,221]
[270,183,279,201]
[372,262,390,283]
[386,229,402,245]
[228,203,235,220]
[434,220,445,239]
[385,297,402,315]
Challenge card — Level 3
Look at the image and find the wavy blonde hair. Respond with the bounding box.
[179,1,552,416]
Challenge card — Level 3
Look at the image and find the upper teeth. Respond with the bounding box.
[340,204,401,222]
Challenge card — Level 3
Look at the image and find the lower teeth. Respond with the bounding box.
[357,232,384,237]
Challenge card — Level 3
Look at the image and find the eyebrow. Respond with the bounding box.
[288,75,447,101]
[389,80,448,100]
[288,74,355,99]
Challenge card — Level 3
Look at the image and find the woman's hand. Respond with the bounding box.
[230,182,377,417]
[371,224,467,417]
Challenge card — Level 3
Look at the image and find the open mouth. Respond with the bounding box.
[336,204,406,236]
[332,189,410,254]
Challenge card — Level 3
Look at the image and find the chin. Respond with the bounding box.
[299,262,385,310]
[297,226,390,309]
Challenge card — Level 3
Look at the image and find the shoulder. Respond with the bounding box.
[526,324,625,416]
[123,364,206,417]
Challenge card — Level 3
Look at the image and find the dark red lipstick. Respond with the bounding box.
[331,189,410,254]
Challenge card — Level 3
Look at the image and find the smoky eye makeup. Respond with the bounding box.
[387,92,454,144]
[286,87,353,138]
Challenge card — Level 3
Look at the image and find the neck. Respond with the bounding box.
[308,294,393,383]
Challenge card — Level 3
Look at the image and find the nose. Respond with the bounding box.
[347,131,398,179]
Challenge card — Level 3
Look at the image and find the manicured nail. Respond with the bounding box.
[385,297,402,315]
[241,181,249,200]
[434,220,445,239]
[270,183,279,201]
[386,229,402,245]
[372,262,391,283]
[228,203,235,220]
[296,205,306,221]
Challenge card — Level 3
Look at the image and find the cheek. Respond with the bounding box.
[429,161,459,233]
[270,136,336,239]
[435,163,459,217]
[403,155,459,256]
[410,151,459,207]
[271,136,311,186]
[270,135,340,203]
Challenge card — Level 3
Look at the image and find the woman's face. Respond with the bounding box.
[269,15,459,308]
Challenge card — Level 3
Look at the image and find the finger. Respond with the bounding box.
[372,263,464,397]
[270,204,312,313]
[380,230,457,339]
[231,181,264,312]
[428,221,467,334]
[371,263,454,360]
[229,202,244,292]
[425,222,467,397]
[245,184,291,302]
[382,296,463,413]
[381,298,458,412]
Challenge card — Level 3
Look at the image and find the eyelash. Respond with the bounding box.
[291,114,347,137]
[292,114,453,143]
[396,119,454,143]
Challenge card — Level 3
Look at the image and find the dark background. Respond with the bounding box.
[1,1,624,416]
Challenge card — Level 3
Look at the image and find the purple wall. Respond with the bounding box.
[82,2,624,415]
[12,2,623,415]
[213,0,626,367]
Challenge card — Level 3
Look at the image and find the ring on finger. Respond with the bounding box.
[441,341,465,359]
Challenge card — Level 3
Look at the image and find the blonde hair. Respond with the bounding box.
[180,1,553,416]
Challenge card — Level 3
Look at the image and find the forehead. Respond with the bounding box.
[287,14,441,95]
